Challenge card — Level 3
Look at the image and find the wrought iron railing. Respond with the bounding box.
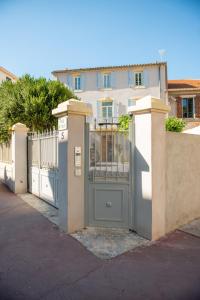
[96,117,120,126]
[89,127,130,182]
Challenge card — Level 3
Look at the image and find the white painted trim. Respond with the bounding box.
[134,86,145,89]
[100,88,113,91]
[180,95,196,98]
[193,96,195,118]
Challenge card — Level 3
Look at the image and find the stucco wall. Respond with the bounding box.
[166,132,200,232]
[79,86,161,119]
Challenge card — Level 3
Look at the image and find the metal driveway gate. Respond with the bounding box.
[85,121,133,229]
[28,131,59,208]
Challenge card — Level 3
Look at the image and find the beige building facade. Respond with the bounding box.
[52,62,168,123]
[0,66,17,83]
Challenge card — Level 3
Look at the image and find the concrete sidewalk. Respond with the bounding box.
[0,183,200,300]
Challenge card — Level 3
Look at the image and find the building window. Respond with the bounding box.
[182,98,194,118]
[74,76,81,90]
[103,73,111,89]
[101,101,113,119]
[135,72,143,87]
[6,77,11,81]
[128,99,136,106]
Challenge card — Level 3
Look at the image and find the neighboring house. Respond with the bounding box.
[52,62,168,123]
[168,80,200,120]
[0,66,17,83]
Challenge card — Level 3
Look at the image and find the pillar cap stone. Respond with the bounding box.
[52,99,92,118]
[12,123,29,132]
[128,95,170,115]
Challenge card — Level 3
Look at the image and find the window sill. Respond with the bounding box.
[74,90,83,93]
[100,88,113,91]
[182,117,196,120]
[134,86,146,89]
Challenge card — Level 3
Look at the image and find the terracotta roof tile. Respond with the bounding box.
[168,80,200,89]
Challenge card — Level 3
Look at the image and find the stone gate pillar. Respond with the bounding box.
[129,96,170,240]
[12,123,29,194]
[52,99,92,233]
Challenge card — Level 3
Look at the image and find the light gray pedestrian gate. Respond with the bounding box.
[28,131,59,208]
[85,122,133,229]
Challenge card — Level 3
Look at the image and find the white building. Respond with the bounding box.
[0,66,17,83]
[52,62,168,123]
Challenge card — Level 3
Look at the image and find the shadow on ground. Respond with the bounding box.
[1,183,200,300]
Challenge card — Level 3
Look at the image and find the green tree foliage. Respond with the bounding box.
[165,117,185,132]
[118,114,132,131]
[0,75,77,142]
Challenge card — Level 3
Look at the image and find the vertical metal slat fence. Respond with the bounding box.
[0,142,12,164]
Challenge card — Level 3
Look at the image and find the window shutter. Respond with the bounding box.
[97,101,102,119]
[80,74,85,91]
[67,75,73,89]
[128,99,136,107]
[128,71,134,88]
[195,96,200,118]
[143,70,148,87]
[113,100,118,118]
[96,72,102,89]
[177,97,182,118]
[111,72,116,89]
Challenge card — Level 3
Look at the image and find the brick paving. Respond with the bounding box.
[0,183,200,300]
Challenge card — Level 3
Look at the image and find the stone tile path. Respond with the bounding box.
[71,227,149,259]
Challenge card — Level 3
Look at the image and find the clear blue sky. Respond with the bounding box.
[0,0,199,79]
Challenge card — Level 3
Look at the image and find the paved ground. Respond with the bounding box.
[1,183,200,300]
[71,227,148,259]
[180,218,200,238]
[18,193,149,259]
[18,193,59,226]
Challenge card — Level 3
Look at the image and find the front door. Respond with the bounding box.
[85,124,133,229]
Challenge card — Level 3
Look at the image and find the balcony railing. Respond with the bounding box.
[96,117,120,126]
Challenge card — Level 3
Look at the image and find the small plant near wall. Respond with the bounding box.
[165,117,185,132]
[118,114,132,131]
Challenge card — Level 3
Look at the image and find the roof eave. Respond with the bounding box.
[0,66,18,80]
[52,62,167,75]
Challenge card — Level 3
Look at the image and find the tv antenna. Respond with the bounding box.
[158,49,166,61]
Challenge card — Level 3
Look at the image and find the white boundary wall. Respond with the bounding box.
[0,123,28,193]
[0,142,13,190]
[0,162,13,191]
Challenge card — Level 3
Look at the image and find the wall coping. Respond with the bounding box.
[12,123,29,132]
[128,95,170,115]
[52,99,92,118]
